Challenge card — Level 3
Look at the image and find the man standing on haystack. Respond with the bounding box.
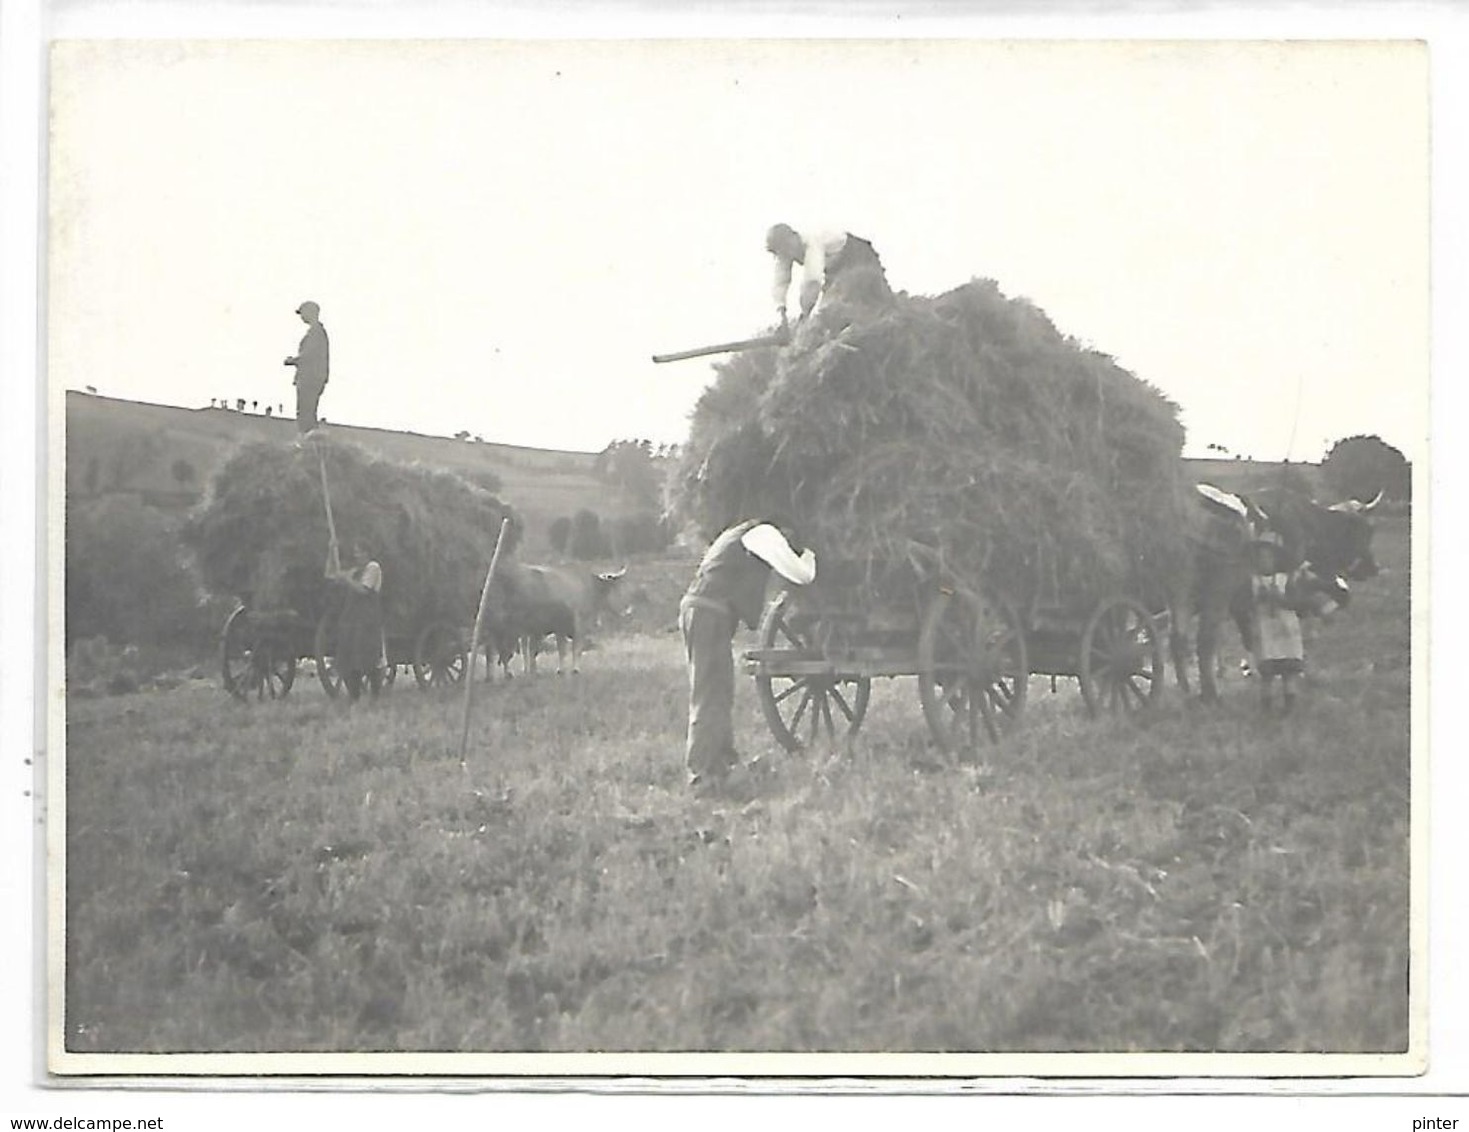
[284,300,330,437]
[680,519,816,799]
[766,223,893,330]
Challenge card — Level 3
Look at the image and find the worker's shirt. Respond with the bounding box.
[685,522,775,630]
[292,323,330,389]
[772,230,850,314]
[684,522,814,630]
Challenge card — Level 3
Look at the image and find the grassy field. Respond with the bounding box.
[61,517,1412,1057]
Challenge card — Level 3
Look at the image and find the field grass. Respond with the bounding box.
[61,517,1412,1057]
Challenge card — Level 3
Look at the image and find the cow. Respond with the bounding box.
[484,562,629,676]
[1168,483,1381,700]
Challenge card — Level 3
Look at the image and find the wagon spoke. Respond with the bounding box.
[806,690,825,744]
[775,618,808,651]
[790,686,814,733]
[829,684,856,723]
[772,679,806,706]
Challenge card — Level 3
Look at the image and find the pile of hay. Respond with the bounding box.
[668,278,1194,612]
[184,439,520,628]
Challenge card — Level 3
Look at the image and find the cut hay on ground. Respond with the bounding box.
[184,438,520,629]
[669,278,1193,613]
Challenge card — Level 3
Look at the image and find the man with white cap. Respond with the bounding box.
[283,300,330,436]
[679,518,816,797]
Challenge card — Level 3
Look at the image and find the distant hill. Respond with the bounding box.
[63,391,648,552]
[1183,455,1326,499]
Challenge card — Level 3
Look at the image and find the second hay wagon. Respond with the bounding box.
[743,559,1168,758]
[219,587,469,702]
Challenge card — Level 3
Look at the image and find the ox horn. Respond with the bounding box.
[1330,490,1383,514]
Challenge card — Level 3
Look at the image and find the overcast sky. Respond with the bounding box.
[48,35,1428,463]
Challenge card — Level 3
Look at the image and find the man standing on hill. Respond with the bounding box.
[284,300,329,436]
[680,519,815,799]
[766,223,893,330]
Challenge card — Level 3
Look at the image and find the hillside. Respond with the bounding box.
[64,391,647,552]
[63,391,1329,551]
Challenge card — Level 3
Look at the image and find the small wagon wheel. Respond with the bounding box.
[1078,596,1166,717]
[221,606,254,700]
[313,611,343,699]
[221,606,296,701]
[413,620,468,690]
[917,588,1028,758]
[755,590,872,753]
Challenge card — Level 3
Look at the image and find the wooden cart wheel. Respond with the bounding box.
[221,606,296,701]
[755,590,872,753]
[313,611,343,699]
[221,606,253,700]
[413,621,468,689]
[917,589,1028,758]
[1078,596,1166,717]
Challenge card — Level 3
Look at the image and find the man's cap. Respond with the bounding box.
[296,300,320,318]
[765,223,800,254]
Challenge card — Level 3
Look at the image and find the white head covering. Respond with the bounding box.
[741,523,816,585]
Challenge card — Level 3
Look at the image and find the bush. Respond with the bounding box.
[567,509,609,561]
[66,495,203,651]
[1321,435,1411,504]
[548,516,572,556]
[606,511,672,557]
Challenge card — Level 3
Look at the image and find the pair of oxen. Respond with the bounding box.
[1170,484,1383,701]
[482,561,629,678]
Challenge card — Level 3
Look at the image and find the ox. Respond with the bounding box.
[1168,484,1381,700]
[485,563,628,677]
[1249,486,1380,582]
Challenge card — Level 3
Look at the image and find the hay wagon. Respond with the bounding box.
[743,559,1168,758]
[219,587,468,702]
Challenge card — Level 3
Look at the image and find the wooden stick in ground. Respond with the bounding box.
[460,516,513,764]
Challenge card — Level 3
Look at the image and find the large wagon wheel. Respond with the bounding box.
[755,590,872,753]
[413,620,468,689]
[313,612,343,699]
[221,606,296,701]
[917,589,1028,757]
[1078,596,1166,717]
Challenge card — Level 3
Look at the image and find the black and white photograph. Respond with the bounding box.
[7,0,1464,1114]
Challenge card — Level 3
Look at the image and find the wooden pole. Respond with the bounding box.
[651,330,789,364]
[460,516,513,765]
[314,437,341,573]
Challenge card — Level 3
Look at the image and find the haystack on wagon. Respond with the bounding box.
[184,439,519,701]
[668,279,1194,758]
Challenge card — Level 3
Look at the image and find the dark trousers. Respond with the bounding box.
[296,381,323,433]
[679,597,739,781]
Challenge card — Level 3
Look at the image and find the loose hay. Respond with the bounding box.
[669,278,1194,614]
[184,438,520,629]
